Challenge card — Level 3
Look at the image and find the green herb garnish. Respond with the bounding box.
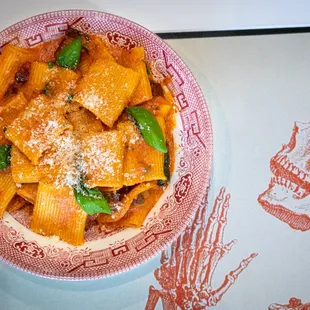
[127,106,167,153]
[145,63,151,75]
[0,145,11,170]
[48,61,54,69]
[57,37,82,70]
[157,180,166,186]
[41,82,52,96]
[82,46,89,54]
[74,183,111,215]
[157,150,170,186]
[66,94,74,103]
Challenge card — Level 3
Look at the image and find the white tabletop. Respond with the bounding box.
[1,1,310,33]
[1,31,310,309]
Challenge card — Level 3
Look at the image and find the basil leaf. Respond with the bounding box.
[157,150,170,186]
[74,183,111,215]
[48,61,54,69]
[127,107,167,153]
[81,184,103,199]
[163,150,170,182]
[57,37,82,70]
[0,145,11,170]
[157,180,166,186]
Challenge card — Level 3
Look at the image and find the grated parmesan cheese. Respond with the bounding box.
[40,131,84,189]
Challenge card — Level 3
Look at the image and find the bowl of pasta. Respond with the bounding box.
[0,10,212,279]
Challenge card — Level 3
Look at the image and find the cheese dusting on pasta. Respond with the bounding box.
[0,32,175,245]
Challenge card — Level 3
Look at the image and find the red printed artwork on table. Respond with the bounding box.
[145,188,257,310]
[258,122,310,231]
[269,297,310,310]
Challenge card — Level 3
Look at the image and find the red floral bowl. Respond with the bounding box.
[0,10,213,280]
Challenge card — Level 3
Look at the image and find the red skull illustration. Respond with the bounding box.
[258,122,310,231]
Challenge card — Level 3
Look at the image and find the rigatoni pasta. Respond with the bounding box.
[0,45,32,102]
[74,59,140,127]
[0,30,175,246]
[16,183,38,204]
[6,195,26,212]
[103,186,164,229]
[82,131,125,188]
[11,145,41,183]
[118,121,166,186]
[31,182,87,246]
[119,47,153,105]
[5,95,72,164]
[67,107,103,136]
[0,171,16,216]
[0,92,28,144]
[97,182,156,223]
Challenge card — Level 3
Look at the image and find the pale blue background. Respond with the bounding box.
[0,256,160,310]
[1,0,310,33]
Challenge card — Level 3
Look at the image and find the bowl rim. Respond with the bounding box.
[0,9,213,280]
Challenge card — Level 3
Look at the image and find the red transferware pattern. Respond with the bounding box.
[0,10,213,280]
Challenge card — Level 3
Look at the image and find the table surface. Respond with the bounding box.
[1,1,310,33]
[1,31,310,309]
